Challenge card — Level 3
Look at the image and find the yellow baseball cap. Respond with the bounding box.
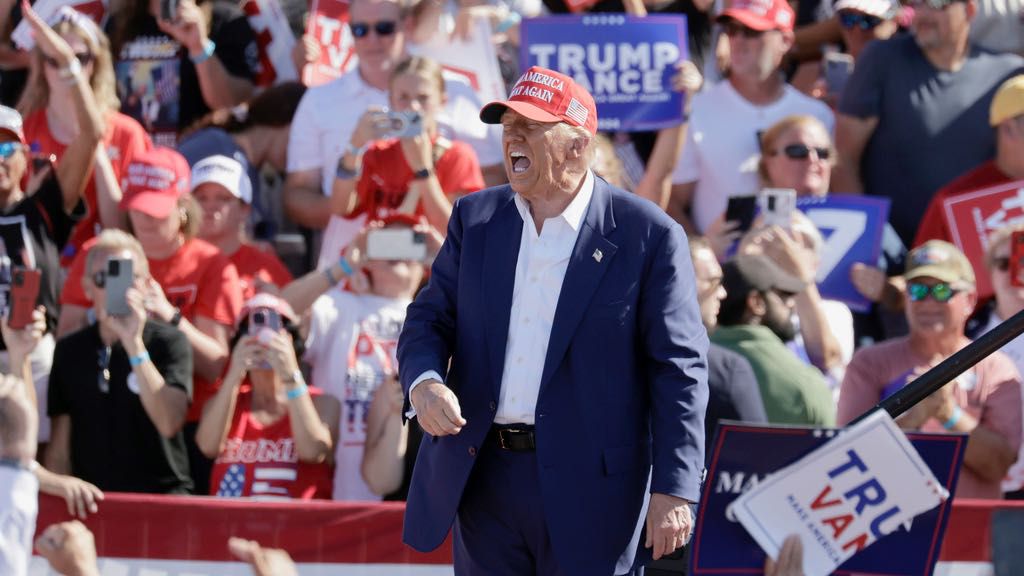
[990,75,1024,127]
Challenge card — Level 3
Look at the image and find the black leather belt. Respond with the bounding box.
[489,425,536,451]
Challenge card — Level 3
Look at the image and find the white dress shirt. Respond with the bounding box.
[410,171,596,425]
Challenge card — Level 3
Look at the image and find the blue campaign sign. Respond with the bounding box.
[519,15,687,132]
[690,422,967,576]
[797,195,890,313]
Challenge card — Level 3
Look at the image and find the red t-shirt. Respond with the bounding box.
[914,160,1012,248]
[62,238,243,420]
[209,383,333,499]
[229,244,294,301]
[353,138,484,221]
[23,110,152,266]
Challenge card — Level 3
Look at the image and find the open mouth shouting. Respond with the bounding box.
[510,150,532,175]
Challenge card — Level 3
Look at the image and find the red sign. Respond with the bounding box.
[303,0,356,86]
[942,180,1024,301]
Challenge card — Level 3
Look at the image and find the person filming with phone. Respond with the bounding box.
[45,229,194,494]
[196,294,338,499]
[285,213,441,501]
[332,55,484,236]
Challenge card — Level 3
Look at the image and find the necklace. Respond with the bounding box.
[97,345,111,394]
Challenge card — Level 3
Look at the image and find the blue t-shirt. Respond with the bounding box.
[839,35,1024,246]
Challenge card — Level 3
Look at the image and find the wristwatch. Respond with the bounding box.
[412,167,433,180]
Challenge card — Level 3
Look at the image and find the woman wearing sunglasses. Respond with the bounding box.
[17,8,152,268]
[748,115,854,389]
[0,5,105,443]
[107,0,258,144]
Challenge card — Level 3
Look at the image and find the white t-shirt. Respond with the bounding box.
[287,68,502,270]
[0,465,38,576]
[671,80,835,233]
[305,289,411,501]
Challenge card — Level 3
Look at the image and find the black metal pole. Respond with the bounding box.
[849,307,1024,426]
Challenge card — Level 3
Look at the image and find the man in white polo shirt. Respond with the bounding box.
[668,0,834,235]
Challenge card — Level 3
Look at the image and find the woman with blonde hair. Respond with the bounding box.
[17,7,151,266]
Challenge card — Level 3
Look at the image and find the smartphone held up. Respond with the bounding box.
[104,257,133,317]
[7,267,40,329]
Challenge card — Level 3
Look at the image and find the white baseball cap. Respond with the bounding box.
[190,155,253,205]
[834,0,897,18]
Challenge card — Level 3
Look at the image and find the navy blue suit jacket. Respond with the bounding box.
[397,177,709,576]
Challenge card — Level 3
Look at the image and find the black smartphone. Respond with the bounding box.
[725,195,758,232]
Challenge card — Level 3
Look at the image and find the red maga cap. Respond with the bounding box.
[119,147,191,219]
[718,0,795,32]
[480,66,598,135]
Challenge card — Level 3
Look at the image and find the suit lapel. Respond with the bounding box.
[483,192,523,400]
[538,178,618,395]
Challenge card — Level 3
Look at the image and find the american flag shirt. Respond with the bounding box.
[210,384,333,500]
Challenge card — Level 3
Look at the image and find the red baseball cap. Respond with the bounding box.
[480,66,598,135]
[718,0,795,32]
[119,147,191,219]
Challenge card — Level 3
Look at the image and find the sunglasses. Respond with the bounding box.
[839,11,884,30]
[0,142,24,159]
[723,21,766,39]
[778,144,832,161]
[350,20,398,38]
[43,52,93,69]
[908,282,959,302]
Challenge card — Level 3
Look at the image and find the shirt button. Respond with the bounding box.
[468,446,476,457]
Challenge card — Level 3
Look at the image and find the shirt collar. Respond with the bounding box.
[513,170,595,233]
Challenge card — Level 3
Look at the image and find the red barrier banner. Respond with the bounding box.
[29,493,1019,574]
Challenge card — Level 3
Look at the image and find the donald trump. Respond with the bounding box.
[397,65,709,575]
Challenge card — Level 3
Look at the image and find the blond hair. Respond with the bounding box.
[757,115,835,186]
[85,228,150,279]
[17,16,120,117]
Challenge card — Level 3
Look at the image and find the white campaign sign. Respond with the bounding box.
[729,411,948,576]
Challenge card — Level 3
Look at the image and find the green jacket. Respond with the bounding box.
[711,325,836,427]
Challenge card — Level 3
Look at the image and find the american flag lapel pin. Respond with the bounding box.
[592,249,603,263]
